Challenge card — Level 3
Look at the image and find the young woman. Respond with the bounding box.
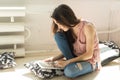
[44,4,101,78]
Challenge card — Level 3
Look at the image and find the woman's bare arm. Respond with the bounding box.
[44,53,64,62]
[52,53,64,61]
[67,23,95,64]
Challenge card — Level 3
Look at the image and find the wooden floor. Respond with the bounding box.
[0,52,120,80]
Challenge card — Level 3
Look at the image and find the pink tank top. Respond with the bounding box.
[73,21,101,70]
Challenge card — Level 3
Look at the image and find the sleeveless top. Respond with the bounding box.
[73,21,101,70]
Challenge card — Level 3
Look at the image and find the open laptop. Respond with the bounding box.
[35,60,64,69]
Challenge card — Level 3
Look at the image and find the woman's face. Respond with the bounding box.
[52,19,69,31]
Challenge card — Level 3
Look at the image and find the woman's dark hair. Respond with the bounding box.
[51,4,80,33]
[51,4,80,51]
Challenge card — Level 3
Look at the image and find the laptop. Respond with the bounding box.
[35,60,64,69]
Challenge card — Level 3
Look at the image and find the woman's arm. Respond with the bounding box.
[52,53,64,61]
[67,23,96,64]
[44,53,64,62]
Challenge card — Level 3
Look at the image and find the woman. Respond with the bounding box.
[44,4,101,78]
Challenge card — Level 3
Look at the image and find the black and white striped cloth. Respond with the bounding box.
[99,41,120,66]
[24,61,64,79]
[0,52,16,69]
[99,41,120,51]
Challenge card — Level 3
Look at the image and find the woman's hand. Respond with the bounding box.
[43,57,54,62]
[54,60,70,68]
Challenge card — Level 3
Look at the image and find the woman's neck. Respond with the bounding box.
[72,22,80,37]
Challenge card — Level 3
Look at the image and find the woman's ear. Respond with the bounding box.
[52,18,57,24]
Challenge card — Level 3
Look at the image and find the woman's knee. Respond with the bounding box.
[64,68,77,78]
[64,62,93,78]
[64,64,80,78]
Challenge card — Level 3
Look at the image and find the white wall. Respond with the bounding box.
[25,0,58,52]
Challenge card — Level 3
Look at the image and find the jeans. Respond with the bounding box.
[54,32,94,78]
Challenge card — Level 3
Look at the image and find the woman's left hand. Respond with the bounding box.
[54,60,70,68]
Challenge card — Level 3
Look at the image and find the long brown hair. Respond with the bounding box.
[51,4,80,33]
[51,4,80,50]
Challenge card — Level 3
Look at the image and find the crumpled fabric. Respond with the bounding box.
[0,52,16,69]
[24,61,64,79]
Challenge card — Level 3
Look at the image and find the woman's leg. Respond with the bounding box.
[54,32,95,78]
[64,61,94,78]
[54,32,75,59]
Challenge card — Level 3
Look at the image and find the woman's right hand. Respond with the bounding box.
[43,57,54,62]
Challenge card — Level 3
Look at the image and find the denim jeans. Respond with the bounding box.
[54,32,94,78]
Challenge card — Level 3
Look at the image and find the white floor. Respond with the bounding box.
[0,52,120,80]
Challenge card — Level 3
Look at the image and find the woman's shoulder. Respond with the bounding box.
[79,20,93,27]
[81,20,93,26]
[79,19,95,31]
[83,21,96,34]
